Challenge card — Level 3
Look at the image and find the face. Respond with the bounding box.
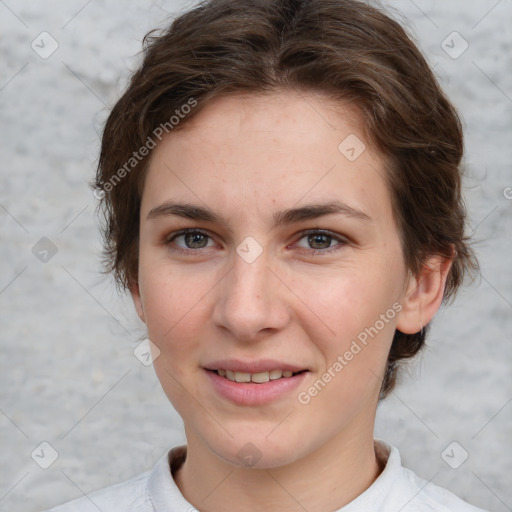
[133,90,412,469]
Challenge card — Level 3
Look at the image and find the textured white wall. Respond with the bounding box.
[0,1,510,511]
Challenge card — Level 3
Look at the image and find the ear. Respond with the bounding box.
[129,280,146,323]
[396,253,453,334]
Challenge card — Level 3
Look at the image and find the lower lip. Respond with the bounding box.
[205,369,308,406]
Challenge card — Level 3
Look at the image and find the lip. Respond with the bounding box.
[204,359,308,374]
[204,368,309,406]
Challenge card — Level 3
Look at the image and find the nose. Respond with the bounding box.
[211,252,291,343]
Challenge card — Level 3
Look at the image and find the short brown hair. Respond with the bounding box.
[94,0,478,398]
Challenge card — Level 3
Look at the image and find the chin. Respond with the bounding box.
[203,428,308,470]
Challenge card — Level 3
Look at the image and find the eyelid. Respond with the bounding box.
[295,228,348,242]
[291,229,349,254]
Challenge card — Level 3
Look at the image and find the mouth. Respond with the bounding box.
[203,361,310,405]
[207,368,308,384]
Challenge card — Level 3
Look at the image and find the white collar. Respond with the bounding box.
[147,440,399,511]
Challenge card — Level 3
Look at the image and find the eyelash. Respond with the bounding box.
[164,228,348,256]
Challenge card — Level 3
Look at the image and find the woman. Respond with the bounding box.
[49,0,483,510]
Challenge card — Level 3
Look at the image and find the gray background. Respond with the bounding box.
[0,1,511,511]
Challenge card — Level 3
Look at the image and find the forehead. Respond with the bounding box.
[170,90,368,154]
[141,90,392,226]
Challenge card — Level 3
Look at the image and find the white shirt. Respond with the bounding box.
[46,441,487,511]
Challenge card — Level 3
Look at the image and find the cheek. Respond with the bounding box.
[285,257,402,341]
[139,263,216,370]
[141,258,211,325]
[294,273,398,419]
[141,267,212,413]
[285,257,402,402]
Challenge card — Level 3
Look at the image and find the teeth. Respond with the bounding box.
[216,369,299,383]
[234,371,251,383]
[269,369,283,380]
[251,371,271,383]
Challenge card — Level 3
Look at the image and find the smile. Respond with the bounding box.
[212,369,305,383]
[203,361,310,405]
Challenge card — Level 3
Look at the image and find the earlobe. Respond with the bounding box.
[129,280,146,323]
[396,254,453,335]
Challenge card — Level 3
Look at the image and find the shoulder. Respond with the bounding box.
[379,442,488,512]
[45,470,153,512]
[395,466,487,511]
[45,446,189,512]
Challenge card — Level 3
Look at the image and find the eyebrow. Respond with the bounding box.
[146,200,372,226]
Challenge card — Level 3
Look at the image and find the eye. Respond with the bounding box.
[165,229,216,254]
[293,229,348,255]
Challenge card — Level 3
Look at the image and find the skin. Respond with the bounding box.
[130,90,452,512]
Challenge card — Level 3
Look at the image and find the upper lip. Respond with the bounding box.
[204,359,308,373]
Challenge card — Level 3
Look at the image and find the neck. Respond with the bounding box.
[174,426,382,512]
